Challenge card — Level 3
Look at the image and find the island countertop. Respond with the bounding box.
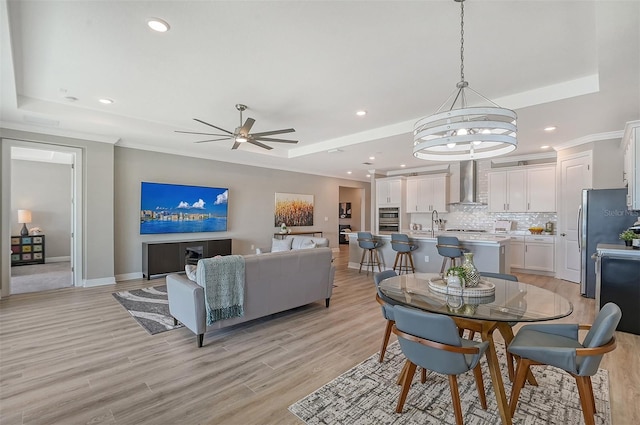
[347,231,510,274]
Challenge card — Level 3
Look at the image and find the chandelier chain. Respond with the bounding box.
[460,0,465,83]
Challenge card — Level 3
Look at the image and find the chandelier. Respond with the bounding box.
[413,0,517,161]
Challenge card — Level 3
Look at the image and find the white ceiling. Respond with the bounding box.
[1,0,639,182]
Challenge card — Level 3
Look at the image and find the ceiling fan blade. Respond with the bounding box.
[250,128,296,137]
[239,118,255,135]
[232,141,241,150]
[193,118,233,135]
[254,137,298,144]
[175,130,230,137]
[193,137,233,143]
[247,140,273,150]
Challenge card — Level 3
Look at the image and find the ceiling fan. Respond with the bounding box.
[175,104,298,150]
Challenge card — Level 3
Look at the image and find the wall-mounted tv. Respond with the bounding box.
[140,182,228,234]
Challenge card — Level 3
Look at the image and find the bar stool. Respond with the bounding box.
[357,232,382,275]
[391,233,418,274]
[436,235,466,275]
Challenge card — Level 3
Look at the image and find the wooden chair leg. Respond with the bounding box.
[396,361,417,413]
[587,376,596,413]
[448,375,464,425]
[379,320,394,362]
[468,330,476,340]
[575,375,596,425]
[359,248,366,273]
[397,360,409,385]
[509,358,532,416]
[393,252,400,272]
[421,367,427,383]
[473,363,487,409]
[408,253,415,273]
[375,249,382,272]
[506,351,515,382]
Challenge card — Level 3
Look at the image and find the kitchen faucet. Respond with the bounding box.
[431,210,439,238]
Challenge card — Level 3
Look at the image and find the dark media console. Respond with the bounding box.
[142,238,232,279]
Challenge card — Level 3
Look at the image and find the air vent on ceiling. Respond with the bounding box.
[362,162,373,165]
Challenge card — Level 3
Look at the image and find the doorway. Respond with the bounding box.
[338,186,365,243]
[2,139,83,296]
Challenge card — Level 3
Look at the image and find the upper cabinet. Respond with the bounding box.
[622,121,640,210]
[406,175,449,213]
[376,177,405,207]
[488,165,556,212]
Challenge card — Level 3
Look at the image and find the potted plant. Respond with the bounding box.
[446,266,467,287]
[619,229,636,246]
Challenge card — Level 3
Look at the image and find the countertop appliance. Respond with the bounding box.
[594,244,640,335]
[580,188,639,298]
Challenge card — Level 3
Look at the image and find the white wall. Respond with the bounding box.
[113,147,371,278]
[11,159,71,258]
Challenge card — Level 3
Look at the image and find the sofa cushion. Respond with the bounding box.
[271,237,293,252]
[288,236,329,249]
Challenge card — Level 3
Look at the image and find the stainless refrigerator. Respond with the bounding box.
[580,188,639,298]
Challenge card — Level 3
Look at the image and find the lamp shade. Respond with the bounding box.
[18,209,32,224]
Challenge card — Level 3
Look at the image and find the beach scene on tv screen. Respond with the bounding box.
[140,182,228,234]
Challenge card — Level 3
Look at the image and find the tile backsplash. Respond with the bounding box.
[410,205,557,232]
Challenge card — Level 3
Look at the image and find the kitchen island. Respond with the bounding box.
[347,232,510,274]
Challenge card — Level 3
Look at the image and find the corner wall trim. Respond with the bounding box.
[83,277,116,287]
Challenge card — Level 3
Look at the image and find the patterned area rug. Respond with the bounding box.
[112,285,184,335]
[289,341,611,425]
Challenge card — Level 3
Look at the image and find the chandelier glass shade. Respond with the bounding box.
[413,0,517,161]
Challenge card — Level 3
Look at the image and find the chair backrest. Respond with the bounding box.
[436,236,464,258]
[579,302,622,376]
[357,232,378,249]
[393,305,486,375]
[390,233,412,253]
[479,272,518,282]
[374,270,398,310]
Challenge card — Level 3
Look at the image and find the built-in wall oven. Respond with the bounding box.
[378,207,399,232]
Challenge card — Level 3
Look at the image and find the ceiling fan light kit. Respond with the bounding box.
[176,103,298,151]
[413,0,517,162]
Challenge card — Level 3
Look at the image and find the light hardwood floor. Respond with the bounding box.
[1,245,638,425]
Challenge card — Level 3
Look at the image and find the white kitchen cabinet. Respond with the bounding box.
[508,235,525,269]
[524,235,555,272]
[622,121,640,210]
[488,165,556,212]
[406,175,449,213]
[526,166,556,212]
[377,177,404,206]
[487,169,526,212]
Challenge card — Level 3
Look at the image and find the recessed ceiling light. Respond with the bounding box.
[541,145,550,149]
[366,174,371,178]
[356,110,367,116]
[544,126,557,132]
[347,171,352,174]
[369,156,375,160]
[98,98,114,104]
[400,164,406,168]
[147,18,170,32]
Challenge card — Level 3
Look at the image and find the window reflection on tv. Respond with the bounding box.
[140,182,228,234]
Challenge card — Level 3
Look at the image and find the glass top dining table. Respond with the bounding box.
[378,272,573,323]
[378,273,574,425]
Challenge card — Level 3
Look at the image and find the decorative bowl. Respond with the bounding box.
[528,227,544,234]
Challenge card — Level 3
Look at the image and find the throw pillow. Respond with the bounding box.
[271,237,293,252]
[185,264,197,281]
[297,239,317,250]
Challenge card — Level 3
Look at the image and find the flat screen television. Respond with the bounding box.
[140,182,228,234]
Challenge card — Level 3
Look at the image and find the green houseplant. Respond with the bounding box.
[446,266,467,286]
[619,230,636,246]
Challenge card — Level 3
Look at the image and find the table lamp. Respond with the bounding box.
[18,209,32,236]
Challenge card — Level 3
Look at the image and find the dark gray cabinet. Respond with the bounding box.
[142,238,232,279]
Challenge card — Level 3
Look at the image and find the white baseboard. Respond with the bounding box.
[46,256,71,263]
[83,276,116,287]
[115,272,143,282]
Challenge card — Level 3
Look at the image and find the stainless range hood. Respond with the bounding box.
[451,160,485,205]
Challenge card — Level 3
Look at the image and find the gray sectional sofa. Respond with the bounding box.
[166,244,335,347]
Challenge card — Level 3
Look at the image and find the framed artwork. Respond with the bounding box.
[339,202,352,218]
[275,193,314,226]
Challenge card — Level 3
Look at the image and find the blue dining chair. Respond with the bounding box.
[357,232,382,275]
[436,236,466,275]
[374,270,398,362]
[390,233,418,274]
[508,302,621,425]
[392,305,489,425]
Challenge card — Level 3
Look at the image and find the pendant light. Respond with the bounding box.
[413,0,517,161]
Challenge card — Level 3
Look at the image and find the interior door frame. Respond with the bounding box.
[1,139,83,296]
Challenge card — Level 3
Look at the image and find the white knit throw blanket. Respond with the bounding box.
[196,255,245,325]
